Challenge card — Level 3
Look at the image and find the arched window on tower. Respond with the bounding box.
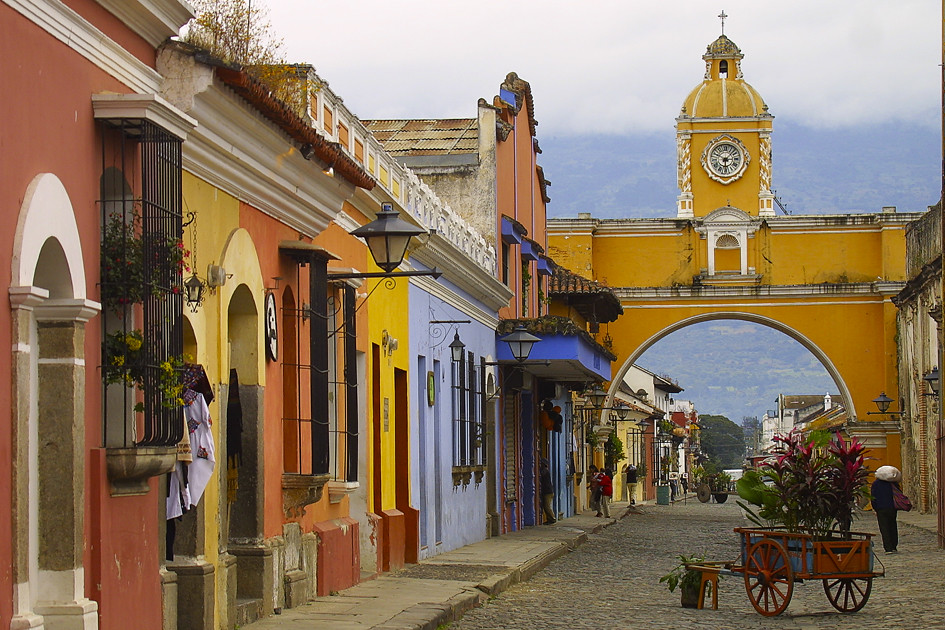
[719,60,728,78]
[714,233,740,273]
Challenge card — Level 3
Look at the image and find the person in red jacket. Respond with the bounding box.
[597,468,613,517]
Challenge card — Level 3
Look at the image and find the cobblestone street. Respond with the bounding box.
[451,501,943,630]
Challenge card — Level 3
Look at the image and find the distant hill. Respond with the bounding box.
[541,121,940,219]
[636,321,836,424]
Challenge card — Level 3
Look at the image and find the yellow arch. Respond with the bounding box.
[609,311,857,419]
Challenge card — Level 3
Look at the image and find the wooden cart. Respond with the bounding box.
[729,527,884,616]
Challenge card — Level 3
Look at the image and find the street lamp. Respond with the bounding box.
[350,202,424,273]
[330,202,441,280]
[500,326,541,363]
[923,367,940,397]
[449,331,466,363]
[184,272,205,313]
[585,384,607,410]
[868,392,907,421]
[871,392,894,414]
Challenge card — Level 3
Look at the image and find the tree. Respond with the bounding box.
[184,0,284,67]
[182,0,315,116]
[697,414,746,469]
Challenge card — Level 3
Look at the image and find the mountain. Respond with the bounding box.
[636,321,836,424]
[541,121,940,218]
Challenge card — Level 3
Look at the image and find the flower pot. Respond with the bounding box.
[680,582,700,608]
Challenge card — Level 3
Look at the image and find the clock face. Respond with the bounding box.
[701,135,750,184]
[709,142,742,176]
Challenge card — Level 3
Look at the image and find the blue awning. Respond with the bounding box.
[495,331,611,383]
[520,239,540,262]
[501,216,526,245]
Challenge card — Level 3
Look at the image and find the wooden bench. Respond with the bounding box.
[683,562,735,610]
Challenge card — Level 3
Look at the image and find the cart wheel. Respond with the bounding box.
[743,539,794,616]
[697,484,711,503]
[822,577,872,613]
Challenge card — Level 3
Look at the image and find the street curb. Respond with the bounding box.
[362,514,626,629]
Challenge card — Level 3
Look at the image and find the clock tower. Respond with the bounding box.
[676,31,774,219]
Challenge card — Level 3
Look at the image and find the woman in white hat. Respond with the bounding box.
[870,465,902,553]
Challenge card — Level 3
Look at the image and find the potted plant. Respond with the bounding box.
[660,553,706,608]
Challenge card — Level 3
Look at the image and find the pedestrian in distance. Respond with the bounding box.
[871,465,906,553]
[597,468,613,518]
[588,464,601,514]
[625,464,638,505]
[669,471,679,502]
[539,458,556,524]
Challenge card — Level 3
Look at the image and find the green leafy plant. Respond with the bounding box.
[736,429,869,538]
[101,209,188,313]
[604,432,625,469]
[660,553,706,593]
[104,329,184,411]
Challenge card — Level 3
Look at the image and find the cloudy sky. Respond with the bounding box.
[266,1,940,135]
[264,2,937,422]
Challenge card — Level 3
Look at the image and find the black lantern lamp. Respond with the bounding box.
[500,326,541,363]
[872,392,894,414]
[184,272,205,313]
[585,384,607,410]
[614,402,631,421]
[350,202,424,273]
[868,391,906,420]
[923,367,940,397]
[449,331,466,363]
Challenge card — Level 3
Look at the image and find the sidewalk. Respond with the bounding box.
[898,508,940,536]
[241,504,634,630]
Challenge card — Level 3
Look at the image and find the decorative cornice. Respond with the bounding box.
[97,0,193,47]
[615,282,905,302]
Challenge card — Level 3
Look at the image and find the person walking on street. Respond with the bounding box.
[598,468,613,518]
[626,464,638,505]
[871,465,904,553]
[588,464,601,515]
[540,458,556,524]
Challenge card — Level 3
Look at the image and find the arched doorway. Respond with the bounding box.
[10,173,99,628]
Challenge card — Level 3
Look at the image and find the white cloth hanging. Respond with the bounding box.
[184,393,215,506]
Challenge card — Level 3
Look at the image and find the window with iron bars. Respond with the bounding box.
[99,119,184,448]
[452,350,485,467]
[280,250,357,481]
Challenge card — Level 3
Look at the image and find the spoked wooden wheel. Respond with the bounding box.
[696,484,711,503]
[823,577,872,613]
[743,539,794,616]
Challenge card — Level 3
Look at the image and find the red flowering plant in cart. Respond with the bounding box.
[737,429,869,539]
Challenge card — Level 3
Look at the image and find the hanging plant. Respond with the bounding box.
[104,328,184,411]
[101,207,189,313]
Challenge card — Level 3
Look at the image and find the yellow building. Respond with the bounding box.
[548,32,926,468]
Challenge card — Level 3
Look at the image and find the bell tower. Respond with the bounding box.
[675,18,774,219]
